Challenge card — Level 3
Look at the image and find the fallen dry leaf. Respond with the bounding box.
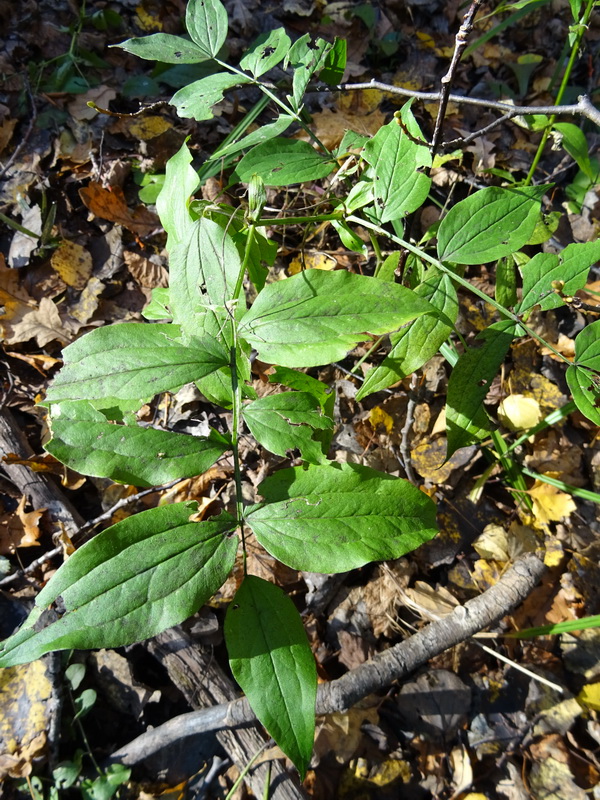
[0,496,44,554]
[529,477,577,529]
[79,181,160,239]
[4,296,69,347]
[51,240,93,290]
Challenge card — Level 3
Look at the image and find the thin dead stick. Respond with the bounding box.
[431,0,486,156]
[108,552,545,766]
[326,83,600,130]
[399,373,418,484]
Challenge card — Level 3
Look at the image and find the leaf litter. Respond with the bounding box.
[0,0,599,797]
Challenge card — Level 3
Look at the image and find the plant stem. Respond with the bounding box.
[215,59,333,156]
[229,339,247,571]
[233,222,256,301]
[0,211,40,239]
[347,214,573,366]
[525,0,596,185]
[254,212,344,226]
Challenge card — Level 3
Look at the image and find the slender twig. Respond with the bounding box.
[106,552,545,766]
[322,82,600,130]
[399,373,419,484]
[443,112,514,148]
[431,0,486,157]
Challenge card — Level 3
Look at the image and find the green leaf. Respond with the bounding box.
[169,217,243,339]
[240,28,291,78]
[242,391,333,464]
[238,269,433,368]
[331,220,368,255]
[285,35,332,111]
[246,463,438,572]
[362,105,432,223]
[0,505,238,667]
[232,138,336,186]
[566,364,600,426]
[207,114,294,162]
[115,34,211,64]
[46,401,229,487]
[495,257,518,308]
[437,185,548,264]
[553,122,594,180]
[44,325,229,404]
[356,269,458,400]
[142,287,172,321]
[269,367,334,412]
[185,0,228,59]
[319,37,347,85]
[446,320,518,456]
[517,240,600,313]
[171,73,251,121]
[156,139,200,249]
[567,320,600,424]
[225,576,316,777]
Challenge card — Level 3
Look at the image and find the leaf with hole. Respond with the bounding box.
[171,73,251,121]
[115,34,211,64]
[185,0,229,59]
[240,28,291,78]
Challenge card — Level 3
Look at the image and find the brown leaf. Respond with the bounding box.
[79,181,160,238]
[123,250,168,289]
[4,296,68,346]
[0,496,44,554]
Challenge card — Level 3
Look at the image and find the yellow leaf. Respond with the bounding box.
[134,5,162,30]
[498,394,542,431]
[543,535,564,568]
[288,252,336,275]
[129,116,171,141]
[578,682,600,711]
[473,524,510,562]
[51,240,92,290]
[369,406,394,434]
[529,477,576,529]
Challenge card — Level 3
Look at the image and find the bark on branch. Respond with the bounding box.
[109,552,546,766]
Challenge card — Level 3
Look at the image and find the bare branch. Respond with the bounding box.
[108,552,545,766]
[325,81,600,131]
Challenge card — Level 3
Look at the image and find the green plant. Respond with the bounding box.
[1,0,600,779]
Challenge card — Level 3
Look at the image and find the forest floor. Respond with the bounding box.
[1,0,600,798]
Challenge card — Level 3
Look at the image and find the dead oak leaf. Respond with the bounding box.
[4,297,69,347]
[79,182,160,239]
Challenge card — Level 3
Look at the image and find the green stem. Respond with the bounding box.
[350,335,385,375]
[215,59,333,156]
[0,211,40,239]
[347,214,573,367]
[370,232,384,277]
[233,222,257,301]
[230,339,247,570]
[254,212,344,227]
[525,0,595,185]
[504,401,577,454]
[522,466,600,505]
